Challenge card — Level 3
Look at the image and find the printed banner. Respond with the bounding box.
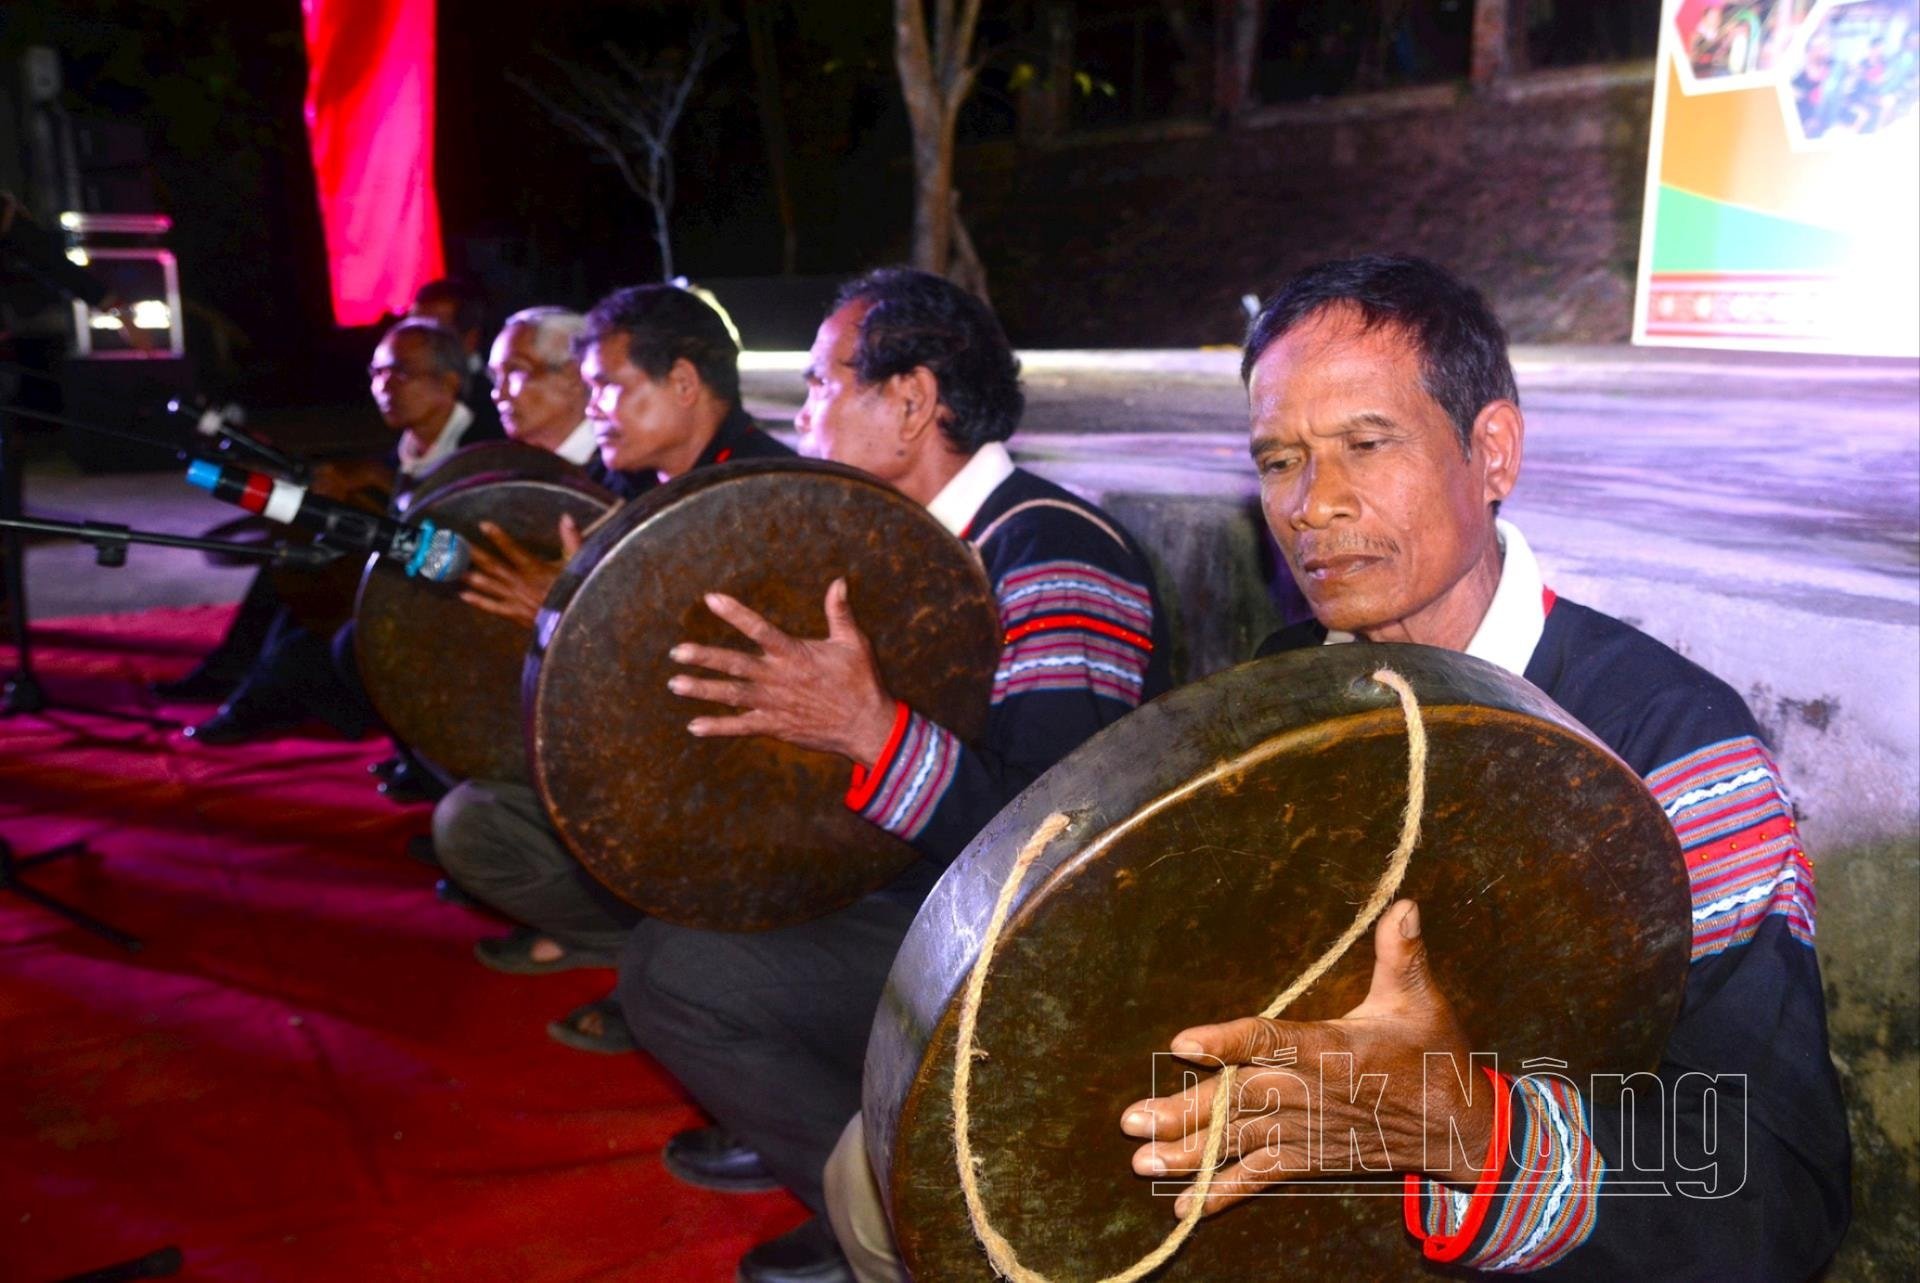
[1635,0,1920,354]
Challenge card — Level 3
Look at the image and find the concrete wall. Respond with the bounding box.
[957,64,1658,348]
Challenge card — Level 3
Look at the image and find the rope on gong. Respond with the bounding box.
[951,666,1430,1283]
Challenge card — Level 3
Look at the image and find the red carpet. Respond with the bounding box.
[1,606,805,1282]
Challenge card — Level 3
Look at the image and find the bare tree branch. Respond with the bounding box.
[514,21,728,281]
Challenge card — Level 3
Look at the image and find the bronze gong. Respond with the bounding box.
[866,643,1691,1280]
[525,459,1001,931]
[355,468,614,783]
[398,439,586,513]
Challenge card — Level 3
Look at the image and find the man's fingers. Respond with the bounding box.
[558,513,583,560]
[667,643,761,680]
[667,675,755,710]
[1120,1070,1225,1142]
[478,521,540,570]
[460,566,515,600]
[1362,899,1436,1012]
[687,710,773,739]
[703,593,791,653]
[823,577,865,644]
[457,590,528,624]
[1170,1153,1296,1220]
[462,541,509,578]
[1169,1016,1299,1066]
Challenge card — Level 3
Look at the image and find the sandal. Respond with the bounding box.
[547,995,635,1055]
[473,926,616,975]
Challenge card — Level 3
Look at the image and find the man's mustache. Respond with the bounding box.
[1291,534,1397,563]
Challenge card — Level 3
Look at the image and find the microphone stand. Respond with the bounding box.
[0,514,340,953]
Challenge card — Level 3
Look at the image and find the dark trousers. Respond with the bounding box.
[200,569,283,680]
[616,891,920,1215]
[434,779,641,955]
[224,609,377,739]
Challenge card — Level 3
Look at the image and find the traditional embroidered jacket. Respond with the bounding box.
[848,452,1171,875]
[1261,524,1850,1279]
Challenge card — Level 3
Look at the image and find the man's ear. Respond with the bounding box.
[668,356,704,405]
[894,365,945,443]
[1471,400,1524,508]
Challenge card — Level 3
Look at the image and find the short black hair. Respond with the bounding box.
[834,268,1023,452]
[411,277,488,339]
[383,318,466,379]
[1241,255,1518,453]
[578,284,741,404]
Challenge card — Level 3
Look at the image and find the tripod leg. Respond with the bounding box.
[0,839,142,952]
[2,411,46,712]
[51,1244,183,1282]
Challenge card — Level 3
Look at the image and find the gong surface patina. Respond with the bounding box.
[867,643,1690,1281]
[356,468,613,783]
[527,459,1001,931]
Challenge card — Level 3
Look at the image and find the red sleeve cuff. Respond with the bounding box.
[845,700,913,811]
[1403,1068,1511,1262]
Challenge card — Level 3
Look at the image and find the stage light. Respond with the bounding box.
[89,313,124,330]
[58,211,81,230]
[66,248,89,267]
[130,300,171,330]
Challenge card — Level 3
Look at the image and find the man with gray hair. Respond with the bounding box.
[486,307,595,463]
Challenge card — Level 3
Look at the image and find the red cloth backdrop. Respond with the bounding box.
[303,0,447,326]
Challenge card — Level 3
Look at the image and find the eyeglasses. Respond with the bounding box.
[367,363,420,384]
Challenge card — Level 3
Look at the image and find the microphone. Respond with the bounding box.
[166,396,310,483]
[184,459,471,583]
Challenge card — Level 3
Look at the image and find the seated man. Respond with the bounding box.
[618,268,1171,1282]
[435,283,789,1049]
[484,306,597,463]
[824,255,1853,1281]
[349,304,601,804]
[184,319,501,745]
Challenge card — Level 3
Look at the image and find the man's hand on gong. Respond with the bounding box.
[457,515,582,628]
[1118,900,1496,1218]
[668,577,899,767]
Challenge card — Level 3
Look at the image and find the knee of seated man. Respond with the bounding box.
[431,781,499,875]
[618,919,776,1042]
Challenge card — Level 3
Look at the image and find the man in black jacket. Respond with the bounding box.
[1110,256,1850,1280]
[619,269,1172,1282]
[435,284,789,1052]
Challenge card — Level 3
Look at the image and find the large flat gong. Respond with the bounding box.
[355,469,614,783]
[867,643,1691,1280]
[526,459,1001,931]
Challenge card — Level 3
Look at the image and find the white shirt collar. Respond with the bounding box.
[926,441,1016,536]
[397,400,474,478]
[555,418,598,466]
[1323,519,1548,679]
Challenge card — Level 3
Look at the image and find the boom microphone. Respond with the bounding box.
[184,460,471,583]
[166,395,310,482]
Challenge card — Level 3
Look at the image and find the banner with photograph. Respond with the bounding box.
[1635,0,1919,354]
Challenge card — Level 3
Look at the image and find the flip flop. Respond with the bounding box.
[473,926,616,975]
[547,995,635,1055]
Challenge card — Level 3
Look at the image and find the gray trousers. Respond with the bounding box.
[615,887,924,1215]
[433,778,641,956]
